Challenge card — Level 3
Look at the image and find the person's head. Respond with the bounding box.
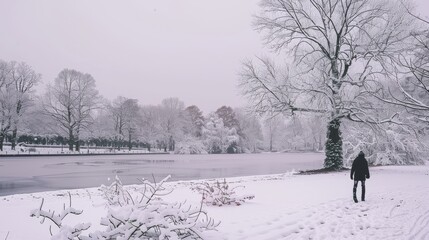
[358,151,365,157]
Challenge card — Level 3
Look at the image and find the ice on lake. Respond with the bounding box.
[0,152,323,196]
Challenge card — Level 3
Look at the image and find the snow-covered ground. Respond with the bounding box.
[0,164,428,240]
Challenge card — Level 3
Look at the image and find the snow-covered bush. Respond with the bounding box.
[94,175,219,239]
[192,179,255,206]
[175,136,208,154]
[226,142,239,154]
[31,175,219,240]
[343,123,427,166]
[92,199,217,239]
[30,193,91,240]
[99,175,133,206]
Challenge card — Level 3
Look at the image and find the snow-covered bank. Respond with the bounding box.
[1,164,428,240]
[0,145,154,156]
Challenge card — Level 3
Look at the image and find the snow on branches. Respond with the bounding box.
[175,136,208,154]
[29,192,91,240]
[343,123,426,166]
[31,175,219,240]
[99,175,133,206]
[202,113,240,154]
[192,179,255,206]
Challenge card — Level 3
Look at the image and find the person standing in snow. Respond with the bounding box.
[350,151,370,203]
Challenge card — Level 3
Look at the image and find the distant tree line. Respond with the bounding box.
[0,61,328,154]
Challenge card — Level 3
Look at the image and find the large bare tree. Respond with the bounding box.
[0,60,14,151]
[241,0,415,169]
[110,96,127,148]
[140,105,163,151]
[160,97,185,151]
[43,69,99,151]
[10,62,41,150]
[110,96,141,150]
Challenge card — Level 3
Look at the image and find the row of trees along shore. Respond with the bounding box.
[0,65,323,156]
[1,0,429,168]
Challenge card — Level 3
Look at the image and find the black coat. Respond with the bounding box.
[350,155,370,181]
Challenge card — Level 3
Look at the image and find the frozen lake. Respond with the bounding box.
[0,152,323,196]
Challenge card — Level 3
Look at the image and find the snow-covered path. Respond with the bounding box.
[232,184,429,240]
[212,166,429,240]
[0,164,428,240]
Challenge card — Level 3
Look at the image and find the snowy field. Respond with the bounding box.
[0,163,428,240]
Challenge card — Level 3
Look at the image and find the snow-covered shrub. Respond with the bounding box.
[30,193,91,240]
[192,179,255,206]
[99,175,133,206]
[226,142,239,154]
[175,136,208,154]
[343,123,426,166]
[93,175,219,239]
[31,176,219,240]
[93,199,218,239]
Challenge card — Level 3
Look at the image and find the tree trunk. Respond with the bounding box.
[68,129,74,151]
[75,127,80,152]
[75,140,80,152]
[168,136,173,151]
[11,128,17,150]
[0,134,4,151]
[324,118,343,169]
[128,131,132,151]
[12,101,22,151]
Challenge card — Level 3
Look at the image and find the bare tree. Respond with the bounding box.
[43,69,99,151]
[379,10,429,123]
[263,114,284,152]
[241,0,415,169]
[9,62,41,150]
[109,96,127,149]
[139,105,158,151]
[235,108,264,153]
[280,114,326,151]
[0,60,14,151]
[160,97,185,151]
[122,98,141,150]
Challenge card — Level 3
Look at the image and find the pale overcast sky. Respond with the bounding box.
[0,0,428,113]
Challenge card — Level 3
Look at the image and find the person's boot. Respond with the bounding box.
[361,185,366,201]
[353,187,358,203]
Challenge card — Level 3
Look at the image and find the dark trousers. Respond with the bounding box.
[353,180,366,201]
